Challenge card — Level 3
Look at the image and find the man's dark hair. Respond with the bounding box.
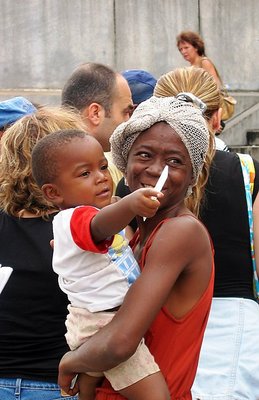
[61,63,117,116]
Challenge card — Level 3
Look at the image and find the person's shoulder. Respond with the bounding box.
[210,150,242,178]
[200,56,213,66]
[0,209,7,218]
[53,207,78,222]
[213,149,237,163]
[211,150,259,189]
[214,150,259,168]
[147,216,210,268]
[155,214,206,242]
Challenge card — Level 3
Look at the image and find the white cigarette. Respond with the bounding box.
[143,165,169,221]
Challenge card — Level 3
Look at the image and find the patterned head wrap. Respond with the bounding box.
[110,95,209,183]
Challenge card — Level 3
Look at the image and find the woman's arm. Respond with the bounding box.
[58,232,175,393]
[60,233,178,370]
[58,217,210,389]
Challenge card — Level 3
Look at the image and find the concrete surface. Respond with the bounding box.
[0,0,258,152]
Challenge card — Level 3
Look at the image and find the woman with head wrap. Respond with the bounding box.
[154,66,259,399]
[115,66,222,233]
[58,95,214,400]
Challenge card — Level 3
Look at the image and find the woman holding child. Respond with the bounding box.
[58,94,215,400]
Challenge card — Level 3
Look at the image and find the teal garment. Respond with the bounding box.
[238,153,259,300]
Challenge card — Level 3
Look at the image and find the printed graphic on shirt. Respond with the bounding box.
[108,232,140,285]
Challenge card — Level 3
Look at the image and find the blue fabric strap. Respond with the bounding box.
[238,153,259,300]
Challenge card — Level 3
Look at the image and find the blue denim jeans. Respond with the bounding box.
[192,298,259,400]
[0,378,78,400]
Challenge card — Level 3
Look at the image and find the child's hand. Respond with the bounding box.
[129,188,164,218]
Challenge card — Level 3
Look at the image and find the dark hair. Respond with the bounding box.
[61,63,117,116]
[176,31,205,56]
[32,129,88,187]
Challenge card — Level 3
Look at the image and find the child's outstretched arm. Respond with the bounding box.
[91,188,163,243]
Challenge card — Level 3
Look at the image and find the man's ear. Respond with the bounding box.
[41,183,63,206]
[85,103,105,127]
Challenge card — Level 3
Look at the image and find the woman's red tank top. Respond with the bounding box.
[96,218,214,400]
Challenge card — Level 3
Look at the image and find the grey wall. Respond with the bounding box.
[1,0,258,148]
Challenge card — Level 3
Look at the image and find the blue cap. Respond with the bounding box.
[122,69,157,105]
[0,97,37,129]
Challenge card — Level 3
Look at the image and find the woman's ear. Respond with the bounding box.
[210,109,222,133]
[186,176,195,197]
[41,183,62,206]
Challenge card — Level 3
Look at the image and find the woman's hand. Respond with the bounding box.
[58,351,79,396]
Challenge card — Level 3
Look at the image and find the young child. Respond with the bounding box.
[31,129,170,400]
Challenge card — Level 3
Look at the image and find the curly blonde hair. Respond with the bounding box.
[154,66,221,216]
[0,106,86,218]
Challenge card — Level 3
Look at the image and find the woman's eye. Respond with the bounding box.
[168,158,181,166]
[101,164,108,170]
[137,152,150,159]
